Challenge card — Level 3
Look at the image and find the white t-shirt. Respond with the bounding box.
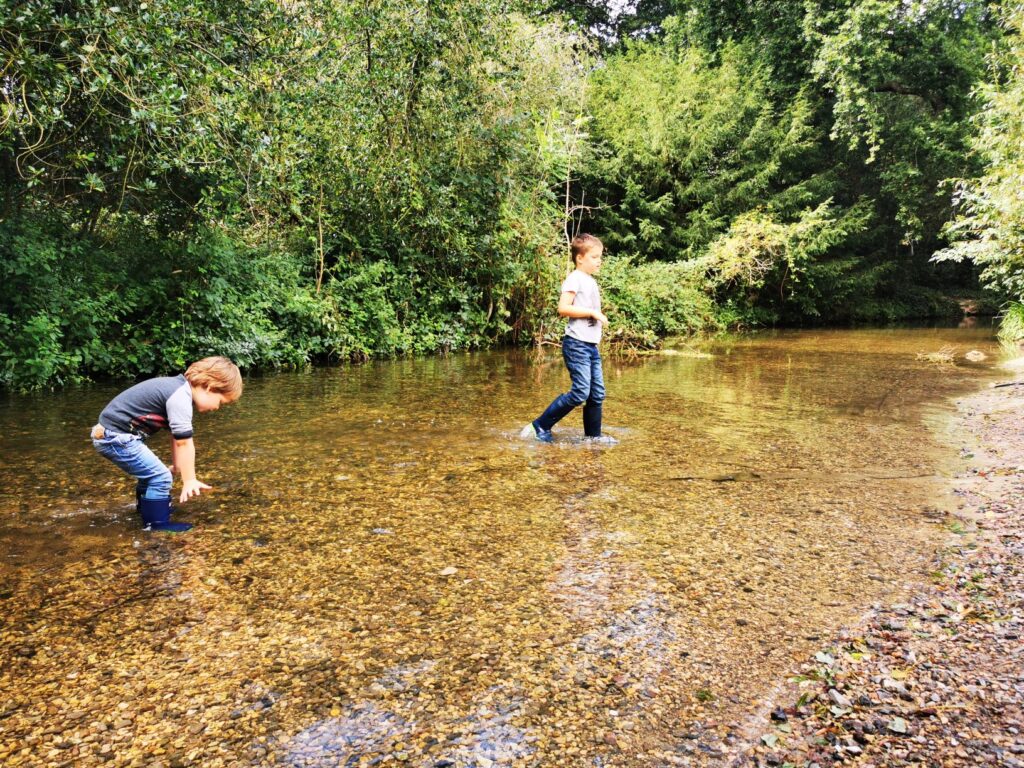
[562,269,602,344]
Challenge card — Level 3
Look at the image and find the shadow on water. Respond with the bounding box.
[0,327,1008,766]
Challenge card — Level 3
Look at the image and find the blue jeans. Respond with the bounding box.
[534,336,605,436]
[92,430,172,501]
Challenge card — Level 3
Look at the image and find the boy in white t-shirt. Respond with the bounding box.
[527,234,614,443]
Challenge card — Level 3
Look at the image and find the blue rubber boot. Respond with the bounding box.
[583,401,602,438]
[530,420,554,443]
[533,393,577,435]
[138,497,193,532]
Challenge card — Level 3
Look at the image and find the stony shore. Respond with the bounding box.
[739,379,1024,768]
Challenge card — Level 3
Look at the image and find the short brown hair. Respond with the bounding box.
[570,234,603,264]
[185,357,243,402]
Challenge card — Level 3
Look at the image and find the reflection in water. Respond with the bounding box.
[0,328,1004,766]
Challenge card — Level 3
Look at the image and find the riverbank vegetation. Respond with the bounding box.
[2,0,1023,389]
[933,4,1024,345]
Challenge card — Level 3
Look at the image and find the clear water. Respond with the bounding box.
[0,327,1004,766]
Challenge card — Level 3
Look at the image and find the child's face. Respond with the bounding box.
[576,245,604,275]
[193,386,230,413]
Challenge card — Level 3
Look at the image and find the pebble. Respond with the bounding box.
[828,689,851,709]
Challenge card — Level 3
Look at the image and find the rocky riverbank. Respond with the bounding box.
[741,379,1024,768]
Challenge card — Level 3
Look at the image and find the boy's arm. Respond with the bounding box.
[173,437,212,503]
[557,291,608,325]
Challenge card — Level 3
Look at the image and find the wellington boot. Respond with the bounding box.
[138,497,193,532]
[582,402,603,438]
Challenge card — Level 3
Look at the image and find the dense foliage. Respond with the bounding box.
[934,4,1024,342]
[1,1,587,388]
[581,0,994,323]
[0,0,1020,389]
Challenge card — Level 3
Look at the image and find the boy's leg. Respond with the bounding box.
[93,434,173,501]
[582,347,605,437]
[93,432,191,531]
[533,338,593,433]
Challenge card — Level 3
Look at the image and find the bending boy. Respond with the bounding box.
[529,234,613,443]
[91,356,243,531]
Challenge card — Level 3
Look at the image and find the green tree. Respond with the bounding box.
[809,0,993,249]
[934,5,1024,340]
[585,40,831,261]
[580,1,997,323]
[0,0,292,224]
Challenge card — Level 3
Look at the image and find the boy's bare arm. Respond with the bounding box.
[169,435,179,474]
[173,437,213,503]
[557,291,608,325]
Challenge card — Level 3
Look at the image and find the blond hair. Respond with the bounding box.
[570,233,603,265]
[185,357,243,402]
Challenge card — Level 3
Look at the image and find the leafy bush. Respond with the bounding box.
[0,213,349,389]
[999,303,1024,344]
[0,214,128,388]
[599,256,720,339]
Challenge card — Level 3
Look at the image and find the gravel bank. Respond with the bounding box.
[740,380,1024,768]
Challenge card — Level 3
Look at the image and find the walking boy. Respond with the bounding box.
[527,234,614,443]
[91,356,243,531]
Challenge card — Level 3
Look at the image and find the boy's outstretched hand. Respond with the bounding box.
[591,309,609,326]
[180,479,212,503]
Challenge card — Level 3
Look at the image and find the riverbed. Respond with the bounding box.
[0,327,1006,767]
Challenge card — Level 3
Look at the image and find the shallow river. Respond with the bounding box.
[0,327,1007,767]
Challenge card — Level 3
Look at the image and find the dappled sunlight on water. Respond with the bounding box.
[0,328,1005,766]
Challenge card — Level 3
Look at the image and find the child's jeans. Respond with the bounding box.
[92,428,173,500]
[534,336,605,436]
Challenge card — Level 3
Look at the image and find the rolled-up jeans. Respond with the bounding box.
[92,429,172,501]
[534,336,605,436]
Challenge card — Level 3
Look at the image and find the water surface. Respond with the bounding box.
[0,327,1004,766]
